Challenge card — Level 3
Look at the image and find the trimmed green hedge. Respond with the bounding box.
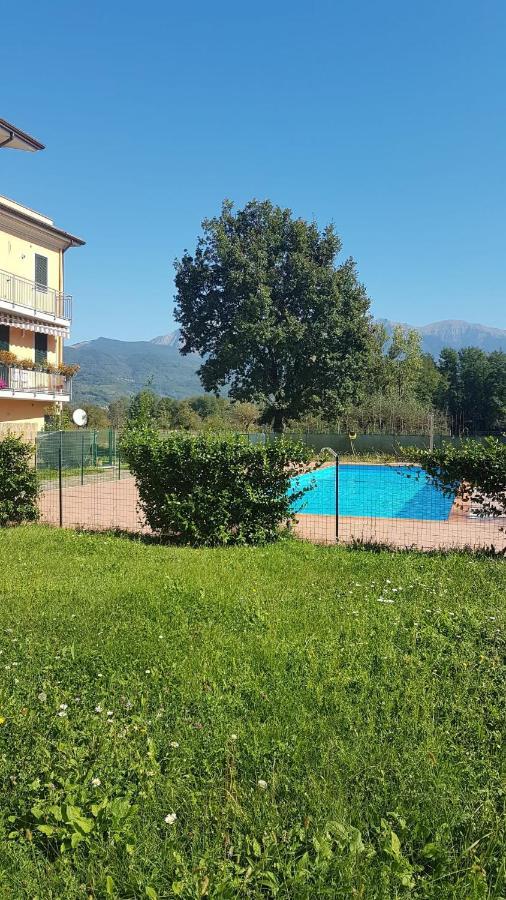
[121,429,312,545]
[0,434,39,526]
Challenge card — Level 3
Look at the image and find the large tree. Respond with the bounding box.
[174,200,374,431]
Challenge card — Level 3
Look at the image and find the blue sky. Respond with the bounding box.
[1,0,505,343]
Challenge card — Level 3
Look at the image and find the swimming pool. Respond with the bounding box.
[291,464,455,521]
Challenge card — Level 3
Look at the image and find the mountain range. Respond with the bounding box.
[66,319,506,406]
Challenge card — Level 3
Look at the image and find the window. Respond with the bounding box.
[0,324,9,352]
[34,332,48,366]
[34,254,48,290]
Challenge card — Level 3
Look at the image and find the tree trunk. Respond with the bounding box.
[272,409,285,433]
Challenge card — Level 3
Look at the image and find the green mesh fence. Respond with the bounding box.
[36,430,118,471]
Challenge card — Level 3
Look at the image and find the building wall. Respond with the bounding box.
[0,228,63,365]
[7,327,57,365]
[0,221,64,425]
[0,231,61,291]
[0,398,47,431]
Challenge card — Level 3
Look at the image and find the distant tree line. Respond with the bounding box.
[44,394,261,434]
[44,336,506,437]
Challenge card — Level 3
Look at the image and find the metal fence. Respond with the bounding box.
[246,431,502,454]
[36,431,506,553]
[293,459,505,551]
[37,430,138,533]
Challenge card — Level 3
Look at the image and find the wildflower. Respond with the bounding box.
[57,710,67,717]
[91,777,101,787]
[257,779,268,790]
[145,669,151,674]
[230,734,238,741]
[164,812,177,825]
[37,691,47,703]
[169,741,179,748]
[95,705,103,713]
[59,703,68,711]
[0,716,5,725]
[106,710,114,717]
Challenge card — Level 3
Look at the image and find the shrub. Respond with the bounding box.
[0,434,39,526]
[121,428,313,545]
[411,436,506,518]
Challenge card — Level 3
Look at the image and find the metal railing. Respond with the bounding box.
[0,268,72,320]
[0,364,71,396]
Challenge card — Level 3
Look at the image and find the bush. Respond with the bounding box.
[121,429,312,545]
[412,436,506,518]
[0,434,39,526]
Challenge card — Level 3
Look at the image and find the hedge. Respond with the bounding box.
[411,436,506,518]
[0,434,39,526]
[121,429,313,545]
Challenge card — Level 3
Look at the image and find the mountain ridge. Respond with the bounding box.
[66,319,505,405]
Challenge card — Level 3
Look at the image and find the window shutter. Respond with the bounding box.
[34,332,48,365]
[0,324,9,352]
[34,254,48,287]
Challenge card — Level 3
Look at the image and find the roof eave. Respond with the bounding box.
[0,118,45,152]
[0,200,85,249]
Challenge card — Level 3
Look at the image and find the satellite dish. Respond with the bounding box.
[72,408,88,427]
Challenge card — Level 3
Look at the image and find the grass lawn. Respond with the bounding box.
[0,528,504,899]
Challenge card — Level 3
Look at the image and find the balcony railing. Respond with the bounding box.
[0,268,72,321]
[0,365,71,397]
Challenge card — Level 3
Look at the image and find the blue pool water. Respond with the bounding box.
[291,464,454,521]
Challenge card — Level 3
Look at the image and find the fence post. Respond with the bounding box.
[58,431,63,528]
[81,432,85,486]
[429,412,434,451]
[335,455,339,543]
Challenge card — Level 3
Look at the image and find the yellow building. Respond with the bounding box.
[0,119,84,432]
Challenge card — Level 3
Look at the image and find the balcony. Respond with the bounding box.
[0,268,72,325]
[0,365,72,401]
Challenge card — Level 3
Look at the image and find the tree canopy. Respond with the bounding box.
[174,199,374,430]
[436,347,506,433]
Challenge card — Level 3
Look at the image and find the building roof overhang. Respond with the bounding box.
[0,118,45,152]
[0,196,85,252]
